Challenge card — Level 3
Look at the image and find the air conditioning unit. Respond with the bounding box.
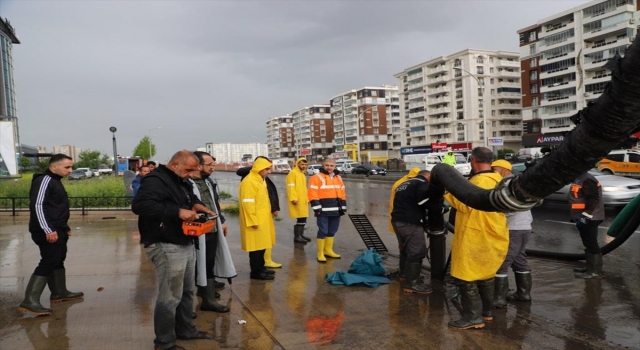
[630,18,636,24]
[584,92,590,97]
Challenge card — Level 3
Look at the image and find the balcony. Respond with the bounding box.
[427,65,448,76]
[582,20,629,41]
[427,73,449,84]
[427,97,449,106]
[409,102,424,109]
[496,103,522,109]
[426,86,450,96]
[408,110,426,118]
[428,117,452,125]
[408,81,424,90]
[408,92,423,100]
[495,70,520,78]
[497,60,520,68]
[585,71,612,82]
[497,113,523,120]
[540,94,577,106]
[409,121,426,127]
[584,36,630,54]
[428,107,451,115]
[540,80,575,93]
[495,81,521,88]
[430,137,452,143]
[410,129,427,136]
[498,135,522,141]
[495,124,522,131]
[431,128,452,134]
[495,92,522,98]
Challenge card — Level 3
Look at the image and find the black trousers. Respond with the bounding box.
[32,230,68,277]
[296,218,307,225]
[578,220,602,254]
[204,234,218,279]
[249,249,266,274]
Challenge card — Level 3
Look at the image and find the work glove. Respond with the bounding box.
[576,212,592,230]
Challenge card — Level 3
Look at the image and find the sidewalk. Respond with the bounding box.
[0,212,635,349]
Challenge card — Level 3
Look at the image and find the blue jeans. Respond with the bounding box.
[316,216,341,238]
[145,242,198,349]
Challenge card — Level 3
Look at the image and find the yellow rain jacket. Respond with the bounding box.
[388,167,421,233]
[239,158,276,252]
[286,158,310,219]
[444,171,509,282]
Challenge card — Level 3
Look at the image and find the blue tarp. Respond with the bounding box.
[326,249,392,288]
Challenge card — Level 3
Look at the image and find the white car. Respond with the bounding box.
[307,164,322,176]
[76,167,93,178]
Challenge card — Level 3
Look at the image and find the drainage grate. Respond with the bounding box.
[348,214,388,253]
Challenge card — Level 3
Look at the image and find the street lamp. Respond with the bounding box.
[147,127,161,160]
[109,126,118,177]
[453,67,488,147]
[355,106,376,162]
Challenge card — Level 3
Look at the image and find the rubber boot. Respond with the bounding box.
[299,225,311,242]
[264,247,282,268]
[18,275,52,316]
[324,237,341,259]
[493,276,509,308]
[477,278,495,321]
[49,269,84,303]
[200,279,230,313]
[573,250,589,273]
[507,272,532,301]
[448,282,485,330]
[575,253,603,279]
[317,239,327,263]
[293,225,307,243]
[386,251,406,281]
[402,262,432,294]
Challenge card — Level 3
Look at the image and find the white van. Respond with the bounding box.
[403,152,471,176]
[341,162,362,173]
[271,159,292,173]
[335,159,356,172]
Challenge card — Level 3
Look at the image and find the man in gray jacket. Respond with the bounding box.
[491,160,533,308]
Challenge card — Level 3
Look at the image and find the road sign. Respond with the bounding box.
[488,137,504,146]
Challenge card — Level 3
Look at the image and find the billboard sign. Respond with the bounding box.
[487,137,504,146]
[0,121,17,176]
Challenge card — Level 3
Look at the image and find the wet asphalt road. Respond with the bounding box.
[0,171,638,349]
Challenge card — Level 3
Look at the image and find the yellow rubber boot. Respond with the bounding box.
[264,247,282,268]
[324,237,341,259]
[317,239,327,263]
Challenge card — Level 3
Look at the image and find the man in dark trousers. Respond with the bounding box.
[19,154,84,316]
[390,169,444,294]
[570,171,605,279]
[132,150,217,350]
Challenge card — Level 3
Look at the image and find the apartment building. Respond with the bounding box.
[0,18,20,176]
[265,116,295,160]
[204,142,269,163]
[291,105,334,161]
[53,145,82,163]
[330,85,399,163]
[394,49,522,157]
[518,0,640,148]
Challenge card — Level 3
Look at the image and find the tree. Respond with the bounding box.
[132,136,157,160]
[20,156,31,171]
[497,148,515,159]
[76,150,112,169]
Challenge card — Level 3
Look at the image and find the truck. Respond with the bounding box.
[271,158,292,173]
[117,157,145,176]
[403,152,472,176]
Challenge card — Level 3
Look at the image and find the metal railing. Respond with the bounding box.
[0,197,133,216]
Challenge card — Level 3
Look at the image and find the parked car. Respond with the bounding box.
[91,169,100,177]
[351,164,387,176]
[76,167,93,178]
[341,162,362,173]
[511,163,640,207]
[307,164,322,176]
[503,153,515,161]
[68,170,87,180]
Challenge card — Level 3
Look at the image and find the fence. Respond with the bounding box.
[0,197,133,216]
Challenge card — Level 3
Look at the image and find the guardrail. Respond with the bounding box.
[0,197,133,216]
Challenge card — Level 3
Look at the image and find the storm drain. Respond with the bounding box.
[348,214,388,253]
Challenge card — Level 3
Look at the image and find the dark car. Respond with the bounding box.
[351,164,387,176]
[68,170,87,180]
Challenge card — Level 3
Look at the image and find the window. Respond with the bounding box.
[455,70,462,77]
[529,31,537,42]
[477,57,484,64]
[490,89,495,95]
[457,112,464,120]
[478,88,484,97]
[491,110,496,116]
[457,123,465,131]
[530,84,538,94]
[477,66,484,75]
[629,153,640,163]
[456,101,464,109]
[529,44,537,55]
[530,71,538,80]
[532,96,539,106]
[373,128,379,134]
[320,120,325,124]
[456,90,463,99]
[454,59,461,67]
[455,80,462,88]
[373,119,379,126]
[605,153,624,161]
[371,90,377,96]
[490,68,494,74]
[531,57,537,68]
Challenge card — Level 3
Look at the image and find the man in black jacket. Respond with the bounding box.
[19,154,83,316]
[132,150,217,350]
[391,169,444,295]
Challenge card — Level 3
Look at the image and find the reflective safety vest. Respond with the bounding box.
[569,172,604,220]
[308,170,347,217]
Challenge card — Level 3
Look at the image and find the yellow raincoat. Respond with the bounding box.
[239,158,276,252]
[444,172,509,282]
[286,158,309,219]
[388,167,421,233]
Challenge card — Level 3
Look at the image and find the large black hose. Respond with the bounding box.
[430,32,640,212]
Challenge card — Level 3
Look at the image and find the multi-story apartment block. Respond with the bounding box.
[394,49,522,156]
[266,116,295,159]
[53,145,82,163]
[291,105,334,161]
[204,142,269,163]
[518,0,639,148]
[0,18,20,176]
[330,85,398,162]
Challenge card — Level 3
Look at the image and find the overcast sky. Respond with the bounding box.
[2,0,586,162]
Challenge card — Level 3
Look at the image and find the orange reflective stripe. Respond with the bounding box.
[571,203,586,209]
[570,184,582,198]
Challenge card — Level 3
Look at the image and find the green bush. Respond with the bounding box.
[0,175,126,199]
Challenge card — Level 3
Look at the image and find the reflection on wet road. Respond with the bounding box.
[0,171,637,349]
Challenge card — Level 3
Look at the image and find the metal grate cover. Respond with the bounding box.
[348,214,388,253]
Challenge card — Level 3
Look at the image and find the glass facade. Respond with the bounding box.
[0,32,17,119]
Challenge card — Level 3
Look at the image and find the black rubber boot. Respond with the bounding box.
[402,262,432,294]
[386,251,407,281]
[49,269,84,303]
[575,253,604,279]
[294,225,307,243]
[18,274,52,316]
[200,279,230,313]
[573,250,589,273]
[493,276,509,308]
[477,278,495,321]
[507,272,532,301]
[298,225,311,242]
[448,282,485,330]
